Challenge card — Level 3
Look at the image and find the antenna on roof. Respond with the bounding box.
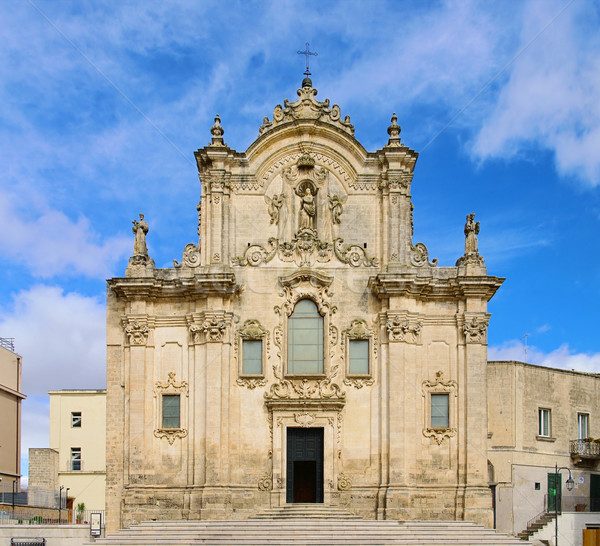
[520,333,529,361]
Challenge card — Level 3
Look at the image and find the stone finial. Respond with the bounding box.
[386,113,401,146]
[209,114,226,146]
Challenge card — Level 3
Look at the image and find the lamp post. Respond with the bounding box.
[59,485,64,524]
[66,488,70,522]
[554,464,575,546]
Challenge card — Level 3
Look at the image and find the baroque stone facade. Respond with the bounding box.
[106,78,503,531]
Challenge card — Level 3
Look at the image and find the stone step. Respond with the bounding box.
[90,519,533,545]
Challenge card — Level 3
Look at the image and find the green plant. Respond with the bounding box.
[76,502,85,522]
[29,515,43,524]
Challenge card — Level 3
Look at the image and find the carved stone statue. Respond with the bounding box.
[299,187,316,229]
[132,213,149,256]
[329,194,343,225]
[464,213,480,254]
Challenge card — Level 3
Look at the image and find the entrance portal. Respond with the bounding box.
[286,427,324,503]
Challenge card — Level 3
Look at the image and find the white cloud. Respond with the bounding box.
[0,190,130,279]
[472,0,600,186]
[489,339,600,374]
[20,395,51,487]
[0,285,106,396]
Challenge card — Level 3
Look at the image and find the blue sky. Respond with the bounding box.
[1,0,600,483]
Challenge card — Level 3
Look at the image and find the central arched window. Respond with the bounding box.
[288,299,323,375]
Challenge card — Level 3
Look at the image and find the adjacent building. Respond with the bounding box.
[0,337,25,486]
[488,361,600,537]
[29,390,106,511]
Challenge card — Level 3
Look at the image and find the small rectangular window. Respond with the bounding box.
[71,412,82,428]
[71,447,81,471]
[162,395,180,429]
[431,394,449,428]
[539,408,551,437]
[578,413,589,439]
[242,339,262,375]
[349,339,369,375]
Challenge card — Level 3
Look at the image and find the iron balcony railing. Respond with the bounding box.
[0,337,15,352]
[570,439,600,459]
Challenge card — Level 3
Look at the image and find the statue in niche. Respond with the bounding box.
[132,213,149,255]
[464,213,480,254]
[299,187,316,230]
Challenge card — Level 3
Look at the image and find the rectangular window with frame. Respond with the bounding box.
[578,413,590,439]
[71,447,81,471]
[539,408,551,437]
[349,339,369,375]
[71,412,82,428]
[162,394,181,429]
[242,339,263,376]
[431,393,449,428]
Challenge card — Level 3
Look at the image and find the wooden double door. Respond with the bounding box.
[286,427,324,503]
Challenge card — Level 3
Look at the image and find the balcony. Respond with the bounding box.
[570,439,600,465]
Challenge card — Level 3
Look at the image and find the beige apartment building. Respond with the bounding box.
[0,338,25,486]
[488,360,600,538]
[44,389,106,511]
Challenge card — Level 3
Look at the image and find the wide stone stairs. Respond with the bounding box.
[91,505,534,545]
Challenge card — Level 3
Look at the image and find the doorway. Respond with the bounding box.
[591,474,600,511]
[286,427,324,503]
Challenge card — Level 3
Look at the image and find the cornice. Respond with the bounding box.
[108,272,238,300]
[368,272,504,301]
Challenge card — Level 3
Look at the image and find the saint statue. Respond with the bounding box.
[464,213,480,254]
[299,187,316,229]
[132,213,149,255]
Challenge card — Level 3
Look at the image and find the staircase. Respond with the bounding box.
[91,507,534,545]
[517,511,555,541]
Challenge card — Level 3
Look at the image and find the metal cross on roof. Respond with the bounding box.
[297,42,318,76]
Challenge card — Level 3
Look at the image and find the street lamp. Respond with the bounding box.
[554,464,575,546]
[59,485,64,524]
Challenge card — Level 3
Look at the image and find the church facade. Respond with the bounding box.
[105,78,503,532]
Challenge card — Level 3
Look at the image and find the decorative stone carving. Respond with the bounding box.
[410,242,438,267]
[274,269,335,318]
[258,80,354,137]
[265,377,345,401]
[423,427,456,445]
[337,473,352,491]
[463,315,489,344]
[127,214,155,271]
[257,475,272,491]
[234,319,270,389]
[132,213,149,256]
[294,412,316,427]
[386,314,422,343]
[153,372,189,445]
[124,320,149,346]
[329,195,343,224]
[173,243,201,268]
[343,377,374,389]
[456,212,485,267]
[422,371,457,445]
[188,312,232,344]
